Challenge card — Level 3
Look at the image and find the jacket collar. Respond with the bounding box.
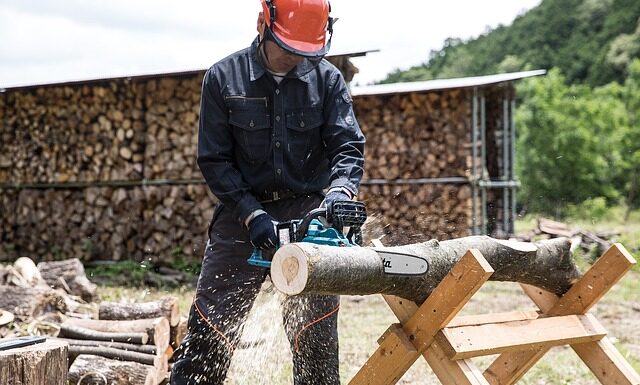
[248,36,312,84]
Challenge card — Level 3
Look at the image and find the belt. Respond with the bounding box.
[256,190,313,203]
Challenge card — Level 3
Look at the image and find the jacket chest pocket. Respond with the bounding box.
[285,108,323,164]
[227,97,271,163]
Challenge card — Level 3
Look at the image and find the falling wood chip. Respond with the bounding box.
[0,310,14,326]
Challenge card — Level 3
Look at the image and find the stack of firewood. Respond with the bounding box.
[0,83,146,184]
[354,90,471,181]
[360,184,473,244]
[353,90,473,243]
[0,257,186,385]
[143,77,201,181]
[61,298,187,385]
[1,185,216,263]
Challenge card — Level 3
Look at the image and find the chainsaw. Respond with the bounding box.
[247,201,428,276]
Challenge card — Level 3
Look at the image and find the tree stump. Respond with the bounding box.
[0,339,68,385]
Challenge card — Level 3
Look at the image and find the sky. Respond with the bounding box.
[0,0,542,89]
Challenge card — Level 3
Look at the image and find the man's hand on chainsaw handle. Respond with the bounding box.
[248,212,278,250]
[323,188,353,219]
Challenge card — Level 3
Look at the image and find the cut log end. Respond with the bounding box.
[271,244,309,295]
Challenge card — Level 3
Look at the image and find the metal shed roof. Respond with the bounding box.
[350,69,546,97]
[0,49,379,92]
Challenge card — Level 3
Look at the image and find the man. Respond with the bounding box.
[170,0,365,384]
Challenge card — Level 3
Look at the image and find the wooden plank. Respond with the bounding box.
[437,314,607,360]
[349,250,493,385]
[519,284,557,314]
[572,338,640,385]
[425,340,491,385]
[446,310,541,328]
[349,324,418,385]
[382,295,490,385]
[484,244,637,385]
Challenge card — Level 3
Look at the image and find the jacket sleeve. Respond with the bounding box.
[322,71,366,196]
[197,68,262,224]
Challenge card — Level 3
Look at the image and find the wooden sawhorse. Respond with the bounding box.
[349,244,640,385]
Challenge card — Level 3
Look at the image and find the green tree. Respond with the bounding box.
[515,69,626,214]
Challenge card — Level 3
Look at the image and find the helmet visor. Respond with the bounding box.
[260,29,330,79]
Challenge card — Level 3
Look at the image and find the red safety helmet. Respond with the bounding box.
[261,0,334,58]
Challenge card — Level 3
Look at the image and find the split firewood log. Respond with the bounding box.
[99,297,180,327]
[68,354,157,385]
[0,285,68,317]
[270,236,581,304]
[58,325,148,345]
[52,337,158,355]
[37,259,97,302]
[170,316,188,350]
[62,317,170,351]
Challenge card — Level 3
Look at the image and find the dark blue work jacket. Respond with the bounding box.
[197,37,366,224]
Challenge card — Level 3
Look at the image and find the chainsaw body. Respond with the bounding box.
[247,201,366,268]
[247,200,429,276]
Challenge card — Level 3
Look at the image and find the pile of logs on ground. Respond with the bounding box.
[516,217,619,257]
[0,257,187,385]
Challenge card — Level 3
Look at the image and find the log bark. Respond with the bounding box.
[68,345,159,366]
[52,337,158,355]
[58,325,148,345]
[62,317,169,350]
[37,259,97,302]
[270,236,581,304]
[0,285,67,316]
[68,354,156,385]
[170,316,188,350]
[99,297,180,327]
[0,339,68,385]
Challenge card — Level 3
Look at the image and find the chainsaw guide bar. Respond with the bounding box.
[373,249,429,276]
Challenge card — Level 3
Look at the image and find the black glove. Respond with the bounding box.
[323,190,351,219]
[248,213,278,250]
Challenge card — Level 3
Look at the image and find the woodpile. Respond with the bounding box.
[353,90,475,245]
[354,90,471,181]
[1,72,501,263]
[143,77,201,180]
[0,83,146,184]
[0,257,187,385]
[0,185,215,263]
[516,217,619,258]
[360,184,472,245]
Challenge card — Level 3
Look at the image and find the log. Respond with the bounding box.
[52,337,158,355]
[170,316,188,350]
[58,325,149,345]
[63,317,169,350]
[99,297,180,327]
[0,339,68,385]
[0,285,67,317]
[68,345,159,366]
[37,259,97,302]
[68,354,156,385]
[270,236,581,304]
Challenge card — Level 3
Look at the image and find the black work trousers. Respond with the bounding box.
[170,193,340,385]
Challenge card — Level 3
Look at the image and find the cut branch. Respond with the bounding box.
[270,236,581,304]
